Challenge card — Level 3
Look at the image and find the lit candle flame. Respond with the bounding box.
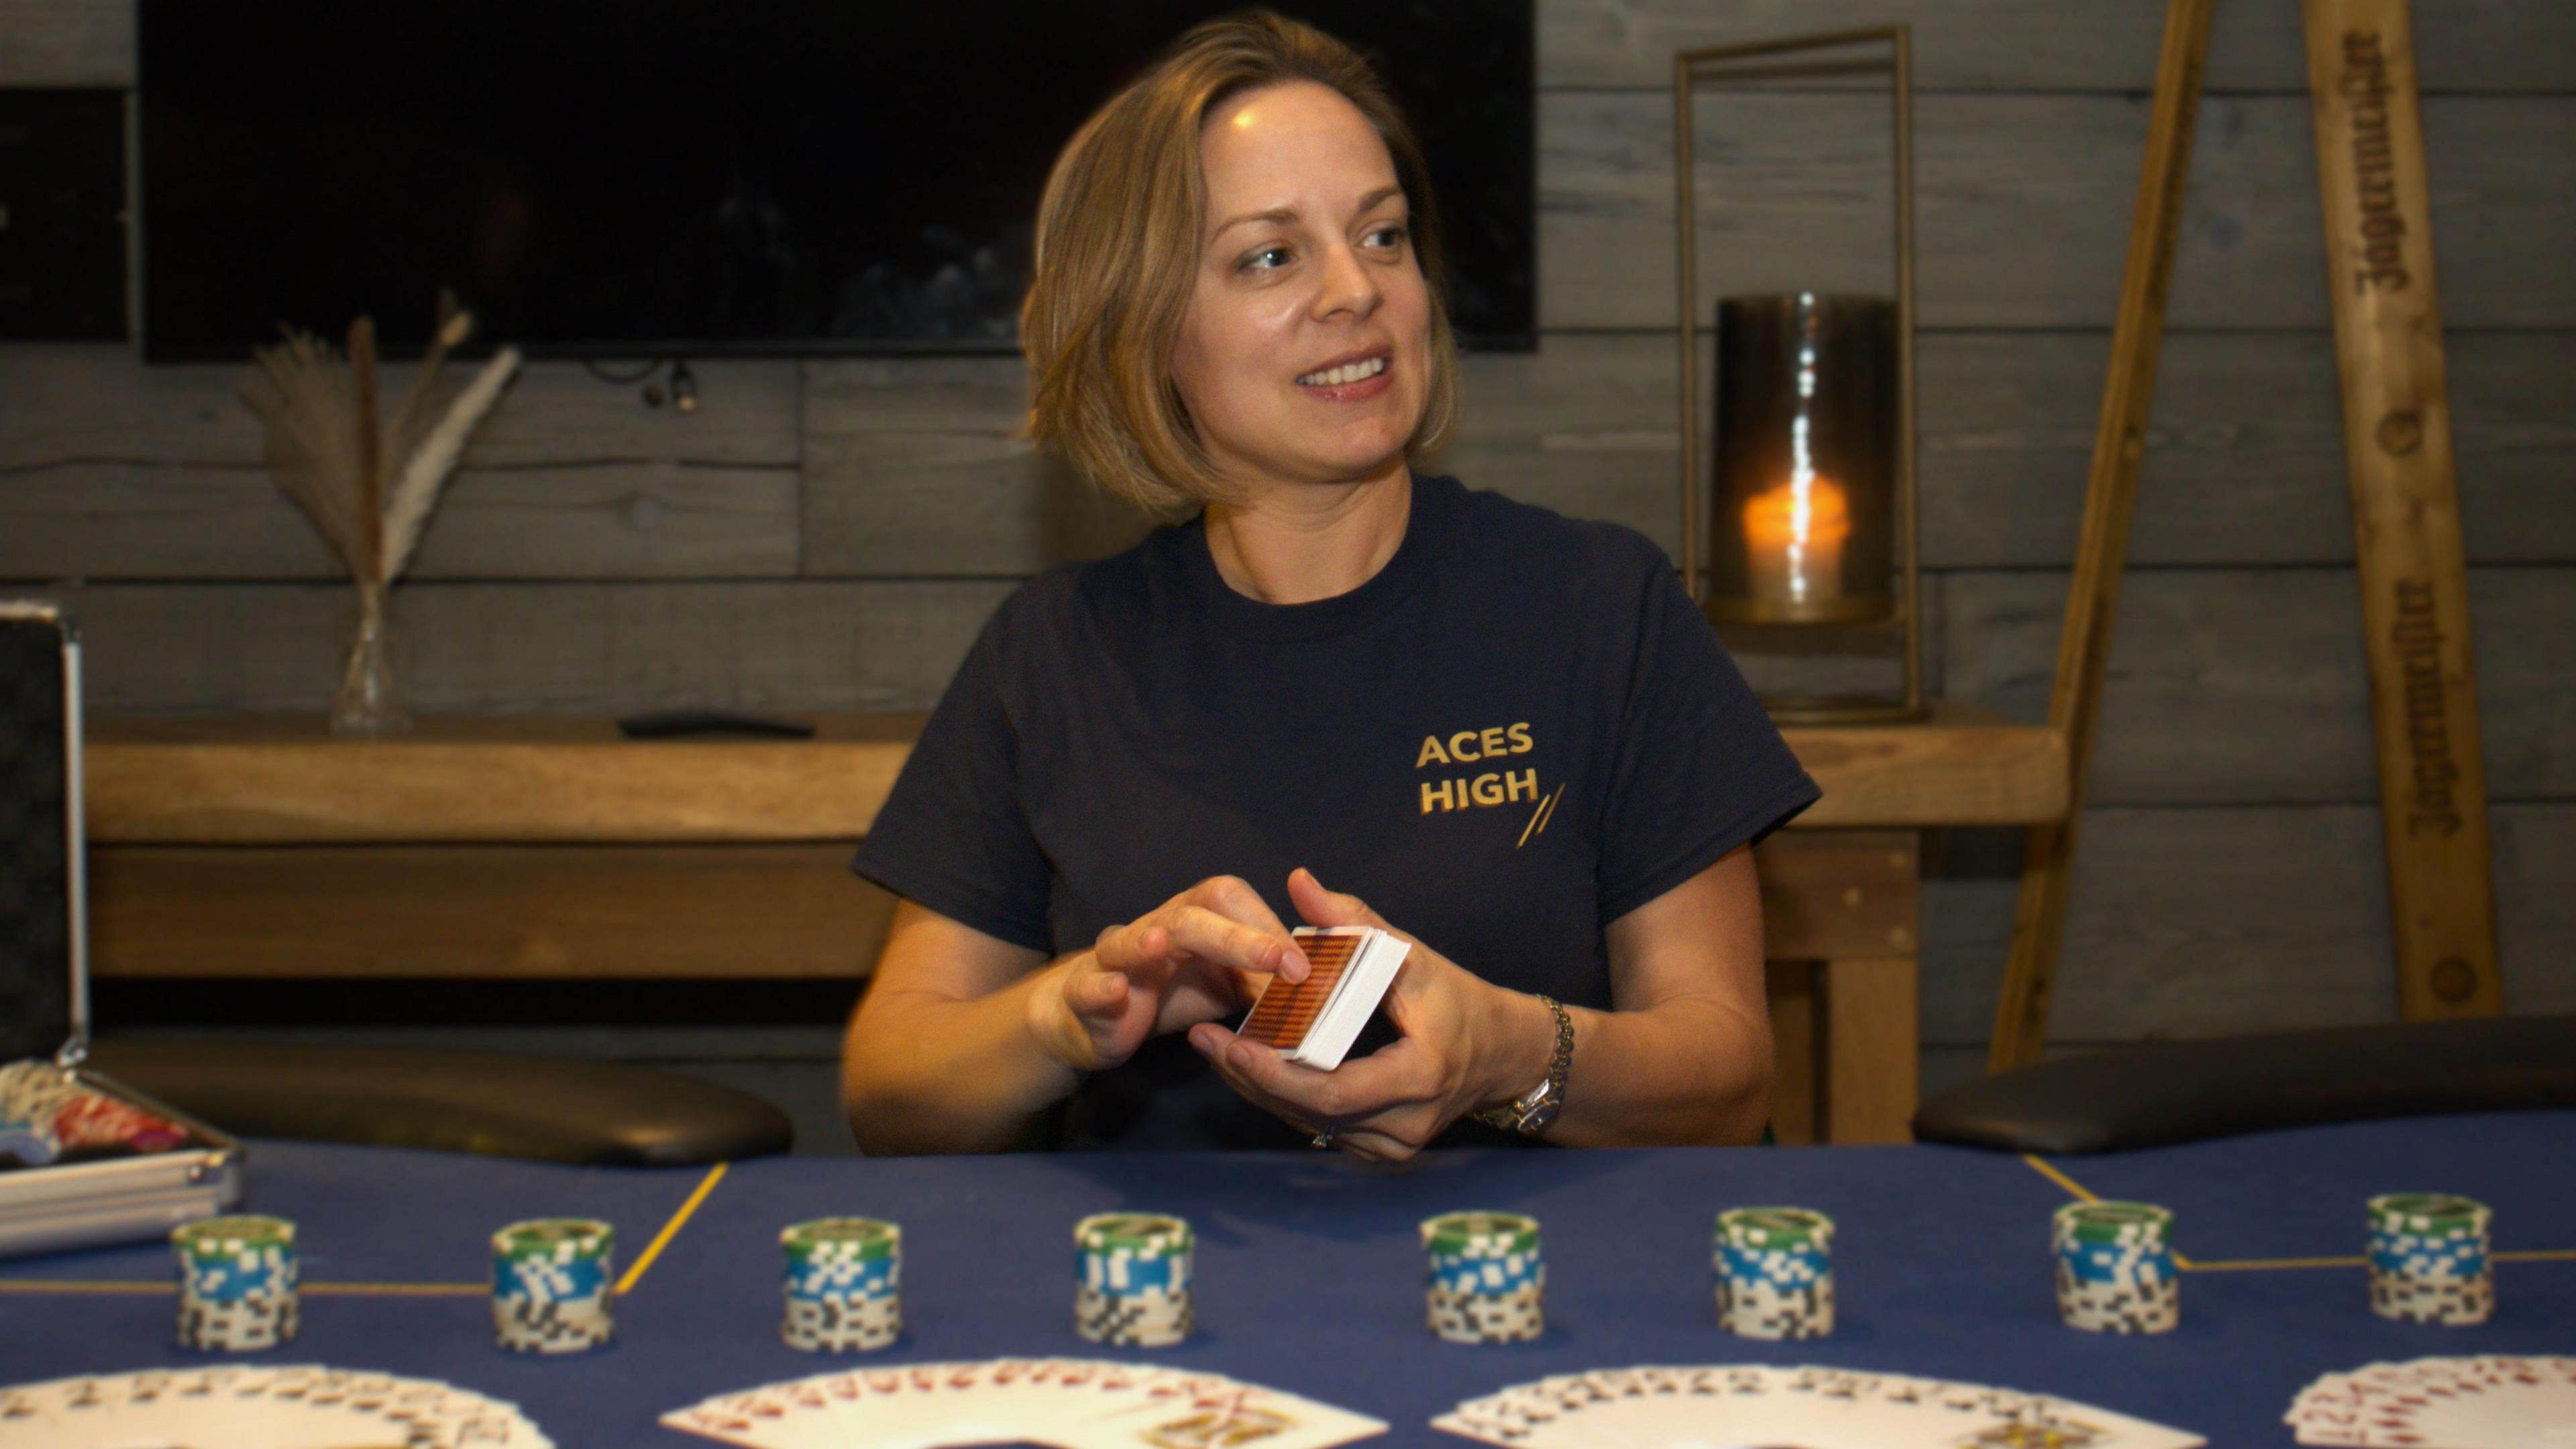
[1742,476,1850,607]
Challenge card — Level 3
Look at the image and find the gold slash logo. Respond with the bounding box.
[1514,782,1566,849]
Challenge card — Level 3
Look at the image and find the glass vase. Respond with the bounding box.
[331,582,413,736]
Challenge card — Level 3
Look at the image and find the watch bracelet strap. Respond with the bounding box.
[1472,994,1573,1133]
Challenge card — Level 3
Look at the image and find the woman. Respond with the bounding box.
[842,11,1818,1159]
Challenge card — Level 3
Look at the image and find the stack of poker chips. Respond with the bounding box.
[172,1214,300,1351]
[1712,1206,1836,1340]
[2051,1200,2179,1334]
[1421,1211,1544,1344]
[1073,1213,1193,1347]
[490,1217,615,1354]
[781,1217,902,1352]
[2367,1192,2493,1324]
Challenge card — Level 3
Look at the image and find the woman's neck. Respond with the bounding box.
[1202,462,1412,606]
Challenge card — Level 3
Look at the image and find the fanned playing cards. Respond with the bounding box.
[0,1364,554,1448]
[663,1358,1387,1449]
[1434,1364,2205,1449]
[1236,926,1408,1070]
[2287,1355,2576,1446]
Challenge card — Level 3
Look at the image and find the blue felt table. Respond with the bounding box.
[2,1111,2569,1448]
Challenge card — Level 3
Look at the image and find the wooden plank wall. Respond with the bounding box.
[7,1,2573,1117]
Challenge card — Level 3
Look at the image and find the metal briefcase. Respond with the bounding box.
[1,600,244,1258]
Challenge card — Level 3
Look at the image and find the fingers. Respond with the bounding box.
[1181,875,1307,980]
[1194,1030,1438,1132]
[1155,959,1267,1032]
[1301,1036,1445,1109]
[1099,903,1305,983]
[1324,1126,1417,1164]
[1185,1025,1440,1162]
[1191,875,1299,943]
[1287,867,1392,934]
[1040,957,1155,1072]
[1062,968,1120,1015]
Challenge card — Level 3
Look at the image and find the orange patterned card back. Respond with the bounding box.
[1236,930,1360,1051]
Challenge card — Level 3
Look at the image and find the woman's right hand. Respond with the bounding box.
[1026,876,1310,1073]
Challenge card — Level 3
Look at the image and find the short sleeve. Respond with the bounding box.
[850,608,1055,953]
[1594,551,1822,924]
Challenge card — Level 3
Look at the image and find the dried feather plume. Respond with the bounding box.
[237,293,522,586]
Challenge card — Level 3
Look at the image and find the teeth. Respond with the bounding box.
[1298,356,1387,387]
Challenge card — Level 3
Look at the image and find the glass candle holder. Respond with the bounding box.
[1708,294,1898,625]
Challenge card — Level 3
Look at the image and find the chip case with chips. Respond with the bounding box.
[0,601,244,1258]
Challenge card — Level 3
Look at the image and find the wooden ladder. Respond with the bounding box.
[1986,0,2501,1073]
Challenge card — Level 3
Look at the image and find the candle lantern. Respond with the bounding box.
[1674,28,1927,723]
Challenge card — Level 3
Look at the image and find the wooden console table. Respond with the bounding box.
[83,707,2063,1145]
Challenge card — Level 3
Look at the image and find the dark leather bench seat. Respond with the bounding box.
[1913,1015,2576,1154]
[86,1039,794,1166]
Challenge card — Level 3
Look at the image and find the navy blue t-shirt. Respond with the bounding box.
[851,472,1820,1149]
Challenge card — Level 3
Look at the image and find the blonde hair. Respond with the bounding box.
[1019,9,1463,514]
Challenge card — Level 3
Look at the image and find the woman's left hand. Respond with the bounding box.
[1185,867,1552,1162]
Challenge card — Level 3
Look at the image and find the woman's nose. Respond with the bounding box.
[1309,241,1381,320]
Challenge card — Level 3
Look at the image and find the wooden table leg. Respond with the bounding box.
[1756,830,1920,1145]
[1825,952,1921,1144]
[1764,961,1818,1144]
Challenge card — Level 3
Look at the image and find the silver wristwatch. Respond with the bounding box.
[1473,995,1574,1136]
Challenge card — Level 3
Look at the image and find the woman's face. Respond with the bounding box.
[1171,80,1434,494]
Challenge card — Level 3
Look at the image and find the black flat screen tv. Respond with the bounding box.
[138,1,1534,361]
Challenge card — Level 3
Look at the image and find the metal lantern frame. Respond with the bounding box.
[1674,25,1927,724]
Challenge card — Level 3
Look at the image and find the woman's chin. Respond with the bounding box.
[1296,421,1415,477]
[1299,447,1409,485]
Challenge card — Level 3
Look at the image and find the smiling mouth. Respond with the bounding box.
[1295,355,1389,387]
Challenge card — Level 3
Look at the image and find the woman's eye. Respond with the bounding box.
[1242,246,1292,272]
[1368,224,1409,248]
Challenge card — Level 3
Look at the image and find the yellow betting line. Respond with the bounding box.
[2020,1153,2196,1269]
[2178,1249,2576,1273]
[2182,1255,2365,1273]
[614,1161,728,1296]
[0,1160,731,1301]
[2019,1153,2099,1203]
[2019,1154,2576,1275]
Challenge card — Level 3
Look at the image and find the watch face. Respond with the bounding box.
[1522,1099,1561,1133]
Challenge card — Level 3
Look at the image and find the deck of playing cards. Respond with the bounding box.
[0,1364,555,1448]
[1235,926,1409,1071]
[663,1358,1386,1449]
[1435,1364,2205,1449]
[2288,1356,2576,1446]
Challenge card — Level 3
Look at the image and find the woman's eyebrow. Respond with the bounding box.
[1211,183,1404,239]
